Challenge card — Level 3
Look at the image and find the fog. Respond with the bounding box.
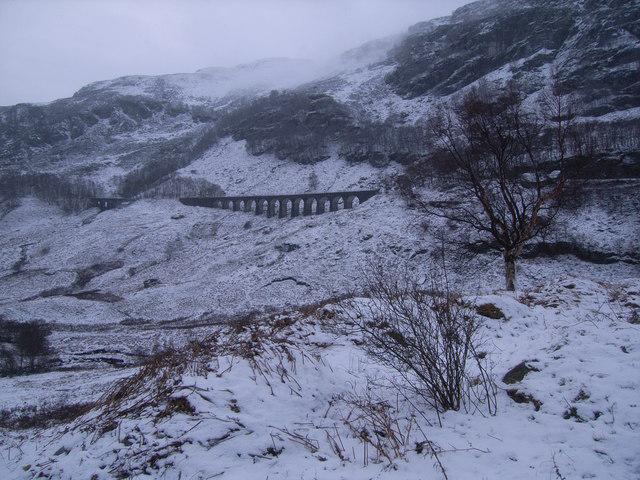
[0,0,469,105]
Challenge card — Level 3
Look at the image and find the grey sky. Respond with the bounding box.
[0,0,469,105]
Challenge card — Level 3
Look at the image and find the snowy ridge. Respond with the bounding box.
[77,58,325,105]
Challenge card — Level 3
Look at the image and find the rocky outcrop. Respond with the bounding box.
[386,0,640,118]
[217,91,352,164]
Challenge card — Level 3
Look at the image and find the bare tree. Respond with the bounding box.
[422,82,581,290]
[307,171,319,191]
[15,321,53,373]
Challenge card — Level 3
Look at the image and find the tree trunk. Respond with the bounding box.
[504,251,517,291]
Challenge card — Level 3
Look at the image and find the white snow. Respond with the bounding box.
[1,277,638,479]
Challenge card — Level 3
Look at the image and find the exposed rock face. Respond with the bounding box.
[386,0,640,118]
[387,1,574,97]
[0,92,199,166]
[503,361,540,384]
[217,92,352,164]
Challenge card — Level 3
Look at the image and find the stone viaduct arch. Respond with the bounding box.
[179,190,378,219]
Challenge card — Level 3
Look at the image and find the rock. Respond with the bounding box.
[65,290,123,303]
[386,0,640,120]
[506,389,542,411]
[476,303,505,320]
[75,260,125,288]
[502,361,539,384]
[243,221,252,230]
[275,243,300,253]
[216,91,352,164]
[562,406,586,422]
[171,213,185,220]
[54,446,70,456]
[143,278,161,289]
[188,222,218,239]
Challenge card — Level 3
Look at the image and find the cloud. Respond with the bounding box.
[0,0,469,105]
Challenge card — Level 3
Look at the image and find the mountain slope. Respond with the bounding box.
[1,0,639,188]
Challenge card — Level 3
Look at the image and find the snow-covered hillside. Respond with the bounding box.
[1,277,639,479]
[1,0,639,477]
[1,138,637,329]
[2,0,639,181]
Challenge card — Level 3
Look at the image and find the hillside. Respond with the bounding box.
[1,0,639,184]
[1,278,639,479]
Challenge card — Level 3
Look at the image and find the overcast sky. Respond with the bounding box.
[0,0,469,105]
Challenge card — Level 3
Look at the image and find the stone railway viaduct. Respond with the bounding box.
[179,190,379,218]
[89,190,379,218]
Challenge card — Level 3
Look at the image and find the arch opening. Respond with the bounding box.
[267,198,279,218]
[317,197,330,214]
[345,195,360,209]
[279,198,291,218]
[330,196,344,211]
[291,198,304,217]
[255,198,267,215]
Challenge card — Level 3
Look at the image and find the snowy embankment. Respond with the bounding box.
[1,277,638,479]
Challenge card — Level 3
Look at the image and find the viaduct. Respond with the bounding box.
[179,190,379,218]
[89,190,379,218]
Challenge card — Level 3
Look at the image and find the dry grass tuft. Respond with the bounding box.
[476,303,505,320]
[75,313,318,438]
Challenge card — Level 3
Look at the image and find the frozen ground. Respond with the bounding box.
[0,277,638,479]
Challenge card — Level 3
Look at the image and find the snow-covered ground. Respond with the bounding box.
[1,277,638,479]
[1,137,638,479]
[179,137,396,194]
[1,131,638,333]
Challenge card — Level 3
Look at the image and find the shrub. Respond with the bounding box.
[340,261,496,417]
[476,303,505,320]
[0,319,56,376]
[0,346,17,376]
[138,175,224,199]
[15,320,53,372]
[0,400,92,430]
[0,172,102,212]
[116,126,219,197]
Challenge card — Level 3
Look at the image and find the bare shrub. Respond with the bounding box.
[335,388,449,476]
[138,175,224,199]
[0,346,18,376]
[116,126,219,197]
[339,389,417,465]
[0,400,93,430]
[88,314,314,435]
[339,261,496,418]
[0,172,102,212]
[308,171,319,191]
[15,320,54,373]
[0,319,57,376]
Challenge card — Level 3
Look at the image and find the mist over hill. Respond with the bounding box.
[1,0,638,191]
